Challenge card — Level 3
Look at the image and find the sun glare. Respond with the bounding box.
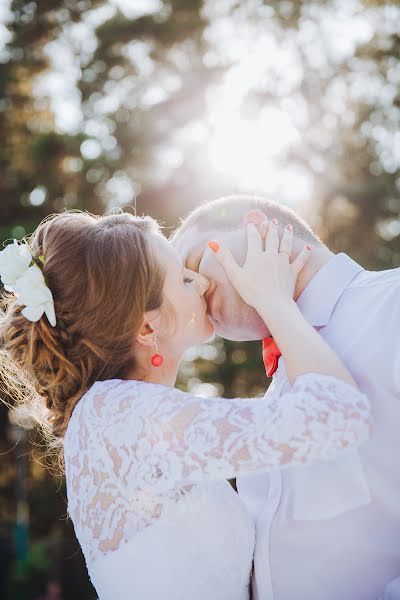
[206,107,301,190]
[200,12,312,204]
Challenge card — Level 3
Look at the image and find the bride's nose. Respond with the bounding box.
[196,273,211,296]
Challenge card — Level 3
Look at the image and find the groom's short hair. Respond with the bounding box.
[170,194,322,245]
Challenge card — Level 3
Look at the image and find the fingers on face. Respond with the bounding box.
[244,212,268,244]
[209,242,241,285]
[279,223,293,258]
[265,219,279,252]
[243,209,267,226]
[292,244,312,275]
[246,222,263,254]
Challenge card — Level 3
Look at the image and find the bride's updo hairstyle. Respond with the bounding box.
[0,210,165,466]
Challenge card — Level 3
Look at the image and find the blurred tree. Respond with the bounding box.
[0,1,102,238]
[0,0,214,243]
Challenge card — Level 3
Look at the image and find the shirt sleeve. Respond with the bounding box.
[107,372,371,489]
[378,575,400,600]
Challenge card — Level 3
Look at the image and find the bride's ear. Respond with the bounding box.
[135,310,162,348]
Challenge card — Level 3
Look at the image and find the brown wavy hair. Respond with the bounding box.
[0,209,165,470]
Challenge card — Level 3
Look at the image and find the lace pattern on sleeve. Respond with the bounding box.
[64,374,370,566]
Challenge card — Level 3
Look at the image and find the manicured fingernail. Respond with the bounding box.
[286,223,293,231]
[272,218,278,225]
[208,241,220,253]
[306,244,312,251]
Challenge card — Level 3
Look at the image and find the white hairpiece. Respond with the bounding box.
[0,240,56,327]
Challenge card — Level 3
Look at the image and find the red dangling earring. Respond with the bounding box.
[151,336,163,367]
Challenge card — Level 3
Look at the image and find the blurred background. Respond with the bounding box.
[0,0,399,597]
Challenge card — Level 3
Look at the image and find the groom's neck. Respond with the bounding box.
[292,240,335,301]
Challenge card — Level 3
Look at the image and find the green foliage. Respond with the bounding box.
[8,541,51,600]
[29,133,85,162]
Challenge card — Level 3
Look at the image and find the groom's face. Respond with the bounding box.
[174,224,270,341]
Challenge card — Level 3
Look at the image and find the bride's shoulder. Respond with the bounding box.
[64,378,179,447]
[90,378,176,398]
[66,378,180,434]
[76,378,174,417]
[67,379,137,426]
[90,378,185,402]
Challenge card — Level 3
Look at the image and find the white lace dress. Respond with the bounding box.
[63,374,370,600]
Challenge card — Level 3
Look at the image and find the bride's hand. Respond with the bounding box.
[208,219,311,318]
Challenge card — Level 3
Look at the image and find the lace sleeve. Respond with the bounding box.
[84,372,370,490]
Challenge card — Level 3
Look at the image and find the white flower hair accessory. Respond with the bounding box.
[0,240,56,327]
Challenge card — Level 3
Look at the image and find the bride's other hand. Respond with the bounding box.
[208,219,311,319]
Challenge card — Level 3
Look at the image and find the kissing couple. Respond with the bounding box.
[0,194,399,600]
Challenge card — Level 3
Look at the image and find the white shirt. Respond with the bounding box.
[237,253,400,600]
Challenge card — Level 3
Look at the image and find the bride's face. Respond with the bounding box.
[174,225,270,341]
[152,234,215,354]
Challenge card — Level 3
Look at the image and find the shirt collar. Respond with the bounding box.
[296,253,364,327]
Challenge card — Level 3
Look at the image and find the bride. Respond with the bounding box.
[0,210,370,600]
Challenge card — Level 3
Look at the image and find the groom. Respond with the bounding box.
[171,195,400,600]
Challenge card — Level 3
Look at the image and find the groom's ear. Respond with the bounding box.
[243,209,268,240]
[243,209,268,226]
